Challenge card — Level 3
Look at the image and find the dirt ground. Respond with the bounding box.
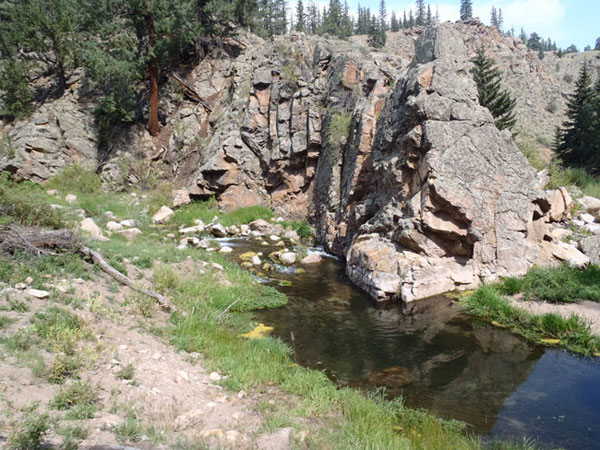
[0,260,303,449]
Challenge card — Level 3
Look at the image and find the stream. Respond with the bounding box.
[223,238,600,449]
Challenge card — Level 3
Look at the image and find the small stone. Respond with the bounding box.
[117,228,142,241]
[269,235,281,242]
[225,430,241,444]
[237,390,247,399]
[197,239,210,249]
[120,219,136,227]
[251,255,261,265]
[104,211,116,219]
[74,278,85,284]
[580,213,595,224]
[15,283,27,290]
[27,289,50,299]
[219,246,233,253]
[152,352,162,360]
[65,194,77,204]
[79,218,105,239]
[211,263,224,271]
[46,189,59,196]
[106,221,123,231]
[176,370,190,383]
[167,233,175,239]
[209,372,221,381]
[25,277,33,284]
[301,253,322,264]
[205,402,217,409]
[179,224,205,234]
[152,206,175,224]
[172,189,191,208]
[280,252,296,265]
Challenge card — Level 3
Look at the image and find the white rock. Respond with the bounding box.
[46,189,59,196]
[179,224,205,234]
[552,242,590,268]
[106,221,123,231]
[301,253,322,264]
[211,263,224,271]
[152,206,175,224]
[573,219,585,227]
[171,189,191,208]
[15,283,27,290]
[209,372,221,381]
[280,252,297,265]
[177,243,188,250]
[584,223,600,235]
[104,211,116,219]
[269,234,281,242]
[225,430,241,444]
[579,196,600,215]
[166,233,175,239]
[25,277,33,284]
[117,228,142,241]
[65,194,77,204]
[210,224,227,237]
[219,246,233,253]
[194,219,204,225]
[580,213,595,224]
[196,239,210,249]
[120,219,136,227]
[251,255,261,265]
[79,218,105,239]
[28,289,50,299]
[237,390,247,399]
[284,230,300,242]
[240,224,249,234]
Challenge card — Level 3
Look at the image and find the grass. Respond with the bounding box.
[49,381,99,419]
[118,363,135,380]
[6,404,50,450]
[32,306,90,354]
[115,417,143,443]
[497,263,600,303]
[171,199,274,228]
[546,163,600,198]
[464,285,600,356]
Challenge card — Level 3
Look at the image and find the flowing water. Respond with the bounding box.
[225,238,600,449]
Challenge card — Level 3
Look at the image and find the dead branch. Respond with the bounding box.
[0,225,175,312]
[171,73,213,112]
[216,296,241,325]
[79,246,176,312]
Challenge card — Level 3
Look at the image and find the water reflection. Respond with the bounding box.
[237,239,600,448]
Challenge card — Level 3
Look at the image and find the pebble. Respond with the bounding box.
[25,277,33,284]
[219,246,233,253]
[65,194,77,203]
[237,390,247,399]
[205,402,217,408]
[211,263,224,271]
[15,283,27,290]
[209,372,221,381]
[27,289,50,299]
[152,352,162,360]
[120,219,136,227]
[269,234,281,242]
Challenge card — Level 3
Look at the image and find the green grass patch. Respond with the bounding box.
[0,315,17,329]
[0,173,63,228]
[46,164,103,196]
[464,285,600,355]
[49,381,99,419]
[32,307,90,354]
[115,417,143,443]
[172,199,274,228]
[497,263,600,303]
[0,251,89,288]
[546,164,600,198]
[6,404,49,450]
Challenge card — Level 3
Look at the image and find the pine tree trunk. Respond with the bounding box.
[145,12,159,137]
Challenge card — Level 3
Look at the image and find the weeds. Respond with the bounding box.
[6,404,49,450]
[46,164,103,196]
[32,307,89,354]
[50,381,98,419]
[118,363,135,380]
[496,263,600,303]
[115,417,143,443]
[465,285,600,355]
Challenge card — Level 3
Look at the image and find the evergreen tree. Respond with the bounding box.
[307,1,319,34]
[596,37,600,51]
[402,10,407,28]
[497,8,503,32]
[415,0,425,26]
[460,0,473,21]
[408,9,415,27]
[490,6,497,28]
[0,59,34,119]
[426,5,432,25]
[519,28,527,43]
[296,0,305,32]
[368,12,386,48]
[556,63,596,167]
[470,48,517,131]
[390,11,399,32]
[378,0,387,31]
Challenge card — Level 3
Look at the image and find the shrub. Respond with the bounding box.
[46,164,102,195]
[0,60,34,120]
[50,381,98,419]
[118,363,135,380]
[6,406,49,450]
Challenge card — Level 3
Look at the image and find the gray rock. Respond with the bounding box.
[581,236,600,265]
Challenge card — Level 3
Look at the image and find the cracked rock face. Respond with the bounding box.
[337,25,550,302]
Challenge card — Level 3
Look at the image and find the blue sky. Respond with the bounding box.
[295,1,599,50]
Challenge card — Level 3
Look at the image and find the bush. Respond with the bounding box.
[0,174,63,228]
[0,60,34,120]
[46,164,103,195]
[50,381,98,419]
[6,406,49,450]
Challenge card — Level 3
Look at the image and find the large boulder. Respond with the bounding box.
[335,25,550,302]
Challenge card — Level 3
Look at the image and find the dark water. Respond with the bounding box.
[225,238,600,449]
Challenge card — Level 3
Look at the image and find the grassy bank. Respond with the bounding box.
[464,284,600,356]
[0,170,536,449]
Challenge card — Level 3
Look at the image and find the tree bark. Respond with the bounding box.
[145,12,160,136]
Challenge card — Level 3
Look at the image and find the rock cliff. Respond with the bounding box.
[1,21,598,303]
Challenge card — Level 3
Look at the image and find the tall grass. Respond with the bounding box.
[497,263,600,303]
[465,285,600,355]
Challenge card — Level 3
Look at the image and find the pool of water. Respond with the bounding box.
[227,238,600,449]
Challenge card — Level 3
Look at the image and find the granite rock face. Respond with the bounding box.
[322,25,552,302]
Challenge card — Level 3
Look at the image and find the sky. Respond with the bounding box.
[293,0,600,50]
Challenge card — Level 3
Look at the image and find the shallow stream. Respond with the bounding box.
[224,238,600,449]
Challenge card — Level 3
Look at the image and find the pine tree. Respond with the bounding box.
[296,0,305,32]
[596,37,600,51]
[556,63,596,167]
[408,9,415,27]
[415,0,425,26]
[519,28,527,43]
[470,48,517,131]
[378,0,387,31]
[402,10,407,28]
[497,8,503,32]
[390,11,399,32]
[368,12,386,48]
[490,7,497,28]
[426,5,432,25]
[460,0,473,21]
